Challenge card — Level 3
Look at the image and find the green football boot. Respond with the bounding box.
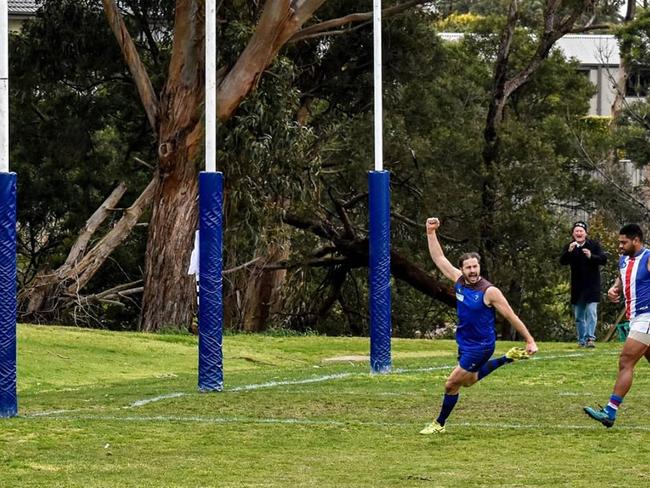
[505,347,530,361]
[419,420,446,435]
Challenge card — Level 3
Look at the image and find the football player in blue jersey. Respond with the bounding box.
[419,217,538,434]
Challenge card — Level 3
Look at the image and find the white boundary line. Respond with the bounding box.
[32,350,623,413]
[21,413,650,432]
[229,372,359,392]
[129,392,186,407]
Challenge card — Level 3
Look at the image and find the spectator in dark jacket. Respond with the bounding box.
[560,221,607,348]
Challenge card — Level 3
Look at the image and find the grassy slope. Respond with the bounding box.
[1,325,649,487]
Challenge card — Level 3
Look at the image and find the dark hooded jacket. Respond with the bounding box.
[560,238,607,304]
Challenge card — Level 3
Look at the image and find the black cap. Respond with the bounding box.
[572,221,588,232]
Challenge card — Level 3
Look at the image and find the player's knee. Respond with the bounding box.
[444,380,460,394]
[463,375,478,387]
[618,355,635,371]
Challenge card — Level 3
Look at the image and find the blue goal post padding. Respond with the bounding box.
[368,170,392,374]
[198,171,224,391]
[0,172,17,417]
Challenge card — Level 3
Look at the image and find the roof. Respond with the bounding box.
[8,1,40,16]
[554,35,620,66]
[439,32,621,67]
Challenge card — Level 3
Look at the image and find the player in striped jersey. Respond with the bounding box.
[584,224,650,427]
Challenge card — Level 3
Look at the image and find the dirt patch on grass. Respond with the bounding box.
[322,355,369,363]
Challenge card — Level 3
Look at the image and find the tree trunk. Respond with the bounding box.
[140,165,199,331]
[138,0,205,332]
[101,0,448,332]
[610,0,636,120]
[478,0,517,278]
[241,242,289,332]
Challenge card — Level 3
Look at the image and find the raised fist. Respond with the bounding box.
[426,217,440,234]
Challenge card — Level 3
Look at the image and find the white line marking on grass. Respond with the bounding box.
[393,365,454,374]
[530,352,619,361]
[116,350,623,409]
[27,413,348,426]
[455,421,650,432]
[124,373,361,408]
[129,392,187,408]
[228,351,619,392]
[24,413,650,432]
[228,372,358,392]
[28,409,81,417]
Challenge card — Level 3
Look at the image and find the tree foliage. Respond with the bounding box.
[9,0,650,338]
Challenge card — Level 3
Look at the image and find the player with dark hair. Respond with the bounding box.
[419,217,538,434]
[584,223,650,428]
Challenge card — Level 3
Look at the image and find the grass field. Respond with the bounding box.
[1,325,649,487]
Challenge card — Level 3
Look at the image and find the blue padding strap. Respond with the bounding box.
[198,171,224,392]
[0,173,18,417]
[368,170,391,374]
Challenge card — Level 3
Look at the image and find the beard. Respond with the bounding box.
[465,273,480,283]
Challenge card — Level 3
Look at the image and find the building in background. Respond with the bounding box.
[8,1,39,32]
[439,32,649,217]
[554,34,647,116]
[440,33,646,117]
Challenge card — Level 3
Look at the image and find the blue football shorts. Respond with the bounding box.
[457,344,496,372]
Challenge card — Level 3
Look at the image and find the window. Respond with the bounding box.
[626,68,650,98]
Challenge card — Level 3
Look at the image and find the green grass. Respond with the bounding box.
[2,325,649,487]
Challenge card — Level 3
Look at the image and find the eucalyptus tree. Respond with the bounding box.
[12,0,640,337]
[97,0,443,331]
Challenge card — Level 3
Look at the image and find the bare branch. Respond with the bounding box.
[218,0,298,120]
[223,257,264,275]
[134,157,155,170]
[342,193,368,209]
[290,21,370,42]
[284,212,455,306]
[290,0,433,43]
[66,176,159,294]
[64,182,128,267]
[567,123,650,216]
[95,280,143,299]
[102,0,159,132]
[329,189,356,239]
[502,2,594,99]
[391,211,421,229]
[263,256,349,270]
[569,23,610,34]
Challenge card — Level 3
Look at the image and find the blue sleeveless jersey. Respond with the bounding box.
[454,276,496,350]
[619,248,650,319]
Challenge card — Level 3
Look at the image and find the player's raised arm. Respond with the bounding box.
[484,286,538,355]
[426,217,462,282]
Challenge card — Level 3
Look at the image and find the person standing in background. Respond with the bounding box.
[560,221,607,348]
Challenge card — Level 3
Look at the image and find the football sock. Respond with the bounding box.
[604,394,623,418]
[436,393,459,426]
[477,355,510,380]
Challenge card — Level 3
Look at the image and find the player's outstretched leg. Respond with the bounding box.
[474,347,530,382]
